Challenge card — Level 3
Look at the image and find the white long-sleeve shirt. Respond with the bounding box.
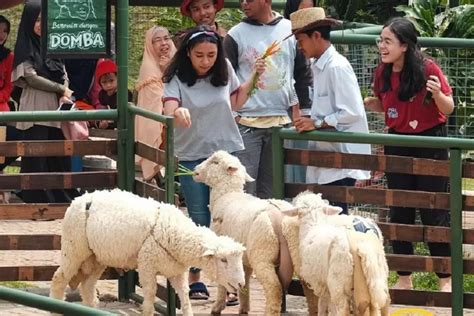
[306,45,371,184]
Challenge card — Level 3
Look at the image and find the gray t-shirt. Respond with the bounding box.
[163,60,244,161]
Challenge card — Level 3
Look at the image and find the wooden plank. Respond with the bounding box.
[379,223,474,244]
[0,204,68,220]
[0,235,61,250]
[0,171,117,190]
[134,179,180,205]
[285,149,450,177]
[0,140,117,157]
[286,184,453,210]
[464,162,474,179]
[379,223,424,242]
[387,254,474,274]
[135,142,172,167]
[88,129,118,139]
[390,289,474,308]
[0,266,119,282]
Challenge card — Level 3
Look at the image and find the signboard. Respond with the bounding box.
[42,0,111,58]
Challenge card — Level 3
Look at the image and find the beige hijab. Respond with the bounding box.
[135,26,176,181]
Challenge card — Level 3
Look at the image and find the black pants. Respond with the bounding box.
[20,125,80,203]
[324,177,357,215]
[385,124,451,278]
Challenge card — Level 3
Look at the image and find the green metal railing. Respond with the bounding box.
[127,103,176,315]
[272,127,474,316]
[0,286,114,315]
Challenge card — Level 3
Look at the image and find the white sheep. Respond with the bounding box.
[292,191,390,316]
[49,189,246,316]
[194,150,318,316]
[285,193,353,316]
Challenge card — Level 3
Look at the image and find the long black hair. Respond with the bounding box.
[13,0,65,84]
[0,15,11,62]
[163,25,228,87]
[284,0,317,19]
[380,17,427,102]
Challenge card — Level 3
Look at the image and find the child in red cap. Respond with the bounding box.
[94,59,132,129]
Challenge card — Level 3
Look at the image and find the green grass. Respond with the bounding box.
[0,281,36,289]
[463,178,474,191]
[3,166,20,174]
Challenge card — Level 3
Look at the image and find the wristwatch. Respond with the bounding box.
[313,118,324,129]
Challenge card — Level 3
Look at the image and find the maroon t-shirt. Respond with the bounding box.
[373,59,452,133]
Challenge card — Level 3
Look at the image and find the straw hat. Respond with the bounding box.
[290,7,341,34]
[180,0,224,17]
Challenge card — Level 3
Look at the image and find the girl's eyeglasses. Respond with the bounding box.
[375,37,397,47]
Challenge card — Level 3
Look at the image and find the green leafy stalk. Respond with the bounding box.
[175,164,195,177]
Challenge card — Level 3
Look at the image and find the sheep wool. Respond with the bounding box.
[293,191,390,316]
[50,189,246,316]
[194,151,319,315]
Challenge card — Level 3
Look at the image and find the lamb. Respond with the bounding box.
[284,193,353,315]
[49,189,246,316]
[292,191,390,316]
[193,150,318,315]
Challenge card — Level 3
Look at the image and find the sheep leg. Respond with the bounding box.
[50,256,87,301]
[302,281,319,316]
[380,299,390,316]
[331,297,350,316]
[318,296,329,316]
[211,285,227,315]
[351,249,370,316]
[169,273,193,316]
[138,265,158,316]
[79,261,106,307]
[238,265,252,314]
[253,264,282,316]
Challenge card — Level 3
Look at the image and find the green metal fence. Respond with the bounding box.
[272,126,474,316]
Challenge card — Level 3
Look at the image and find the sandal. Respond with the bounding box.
[226,292,239,306]
[189,282,209,300]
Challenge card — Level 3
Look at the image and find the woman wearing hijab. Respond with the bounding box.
[135,25,176,182]
[12,0,78,203]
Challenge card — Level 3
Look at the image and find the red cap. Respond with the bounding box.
[180,0,224,17]
[95,59,117,82]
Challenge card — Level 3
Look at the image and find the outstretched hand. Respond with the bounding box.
[173,107,192,128]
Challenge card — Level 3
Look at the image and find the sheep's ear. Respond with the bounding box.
[227,166,238,175]
[281,207,299,217]
[323,205,343,216]
[203,249,215,257]
[245,173,254,182]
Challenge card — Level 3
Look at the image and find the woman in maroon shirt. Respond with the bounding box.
[365,17,454,292]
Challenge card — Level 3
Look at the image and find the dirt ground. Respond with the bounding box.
[1,219,474,315]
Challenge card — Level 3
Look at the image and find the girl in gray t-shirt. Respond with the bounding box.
[162,25,265,299]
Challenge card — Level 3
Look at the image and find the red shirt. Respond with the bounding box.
[373,59,452,133]
[0,52,14,112]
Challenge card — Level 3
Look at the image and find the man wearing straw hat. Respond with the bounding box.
[290,7,371,214]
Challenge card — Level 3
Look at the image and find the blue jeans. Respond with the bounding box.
[179,159,210,274]
[179,159,210,228]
